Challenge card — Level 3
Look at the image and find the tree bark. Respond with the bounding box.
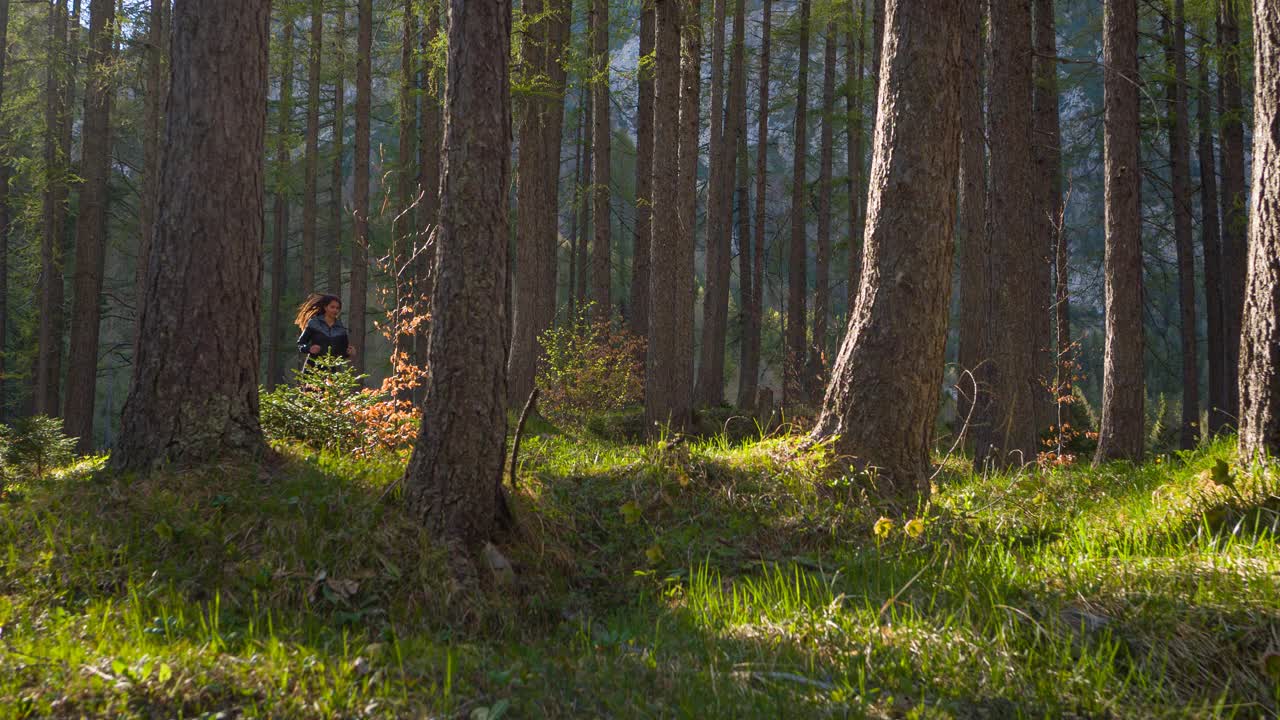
[695,0,730,407]
[630,0,655,340]
[1034,0,1067,437]
[329,0,346,297]
[846,0,865,314]
[418,0,443,376]
[1164,3,1199,449]
[268,13,295,390]
[0,0,11,419]
[568,96,583,320]
[808,0,962,501]
[811,19,836,389]
[674,0,699,407]
[112,0,271,472]
[1094,0,1144,464]
[138,0,167,342]
[1197,38,1228,435]
[955,0,987,442]
[590,0,612,318]
[302,0,323,296]
[1238,0,1280,461]
[64,0,115,452]
[350,0,372,372]
[403,0,513,554]
[646,0,691,429]
[976,0,1039,468]
[784,0,810,408]
[36,0,70,418]
[577,87,592,311]
[1217,0,1246,431]
[727,0,748,408]
[394,0,418,397]
[737,0,769,410]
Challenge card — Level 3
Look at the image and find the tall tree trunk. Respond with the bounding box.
[846,0,865,313]
[64,0,115,452]
[393,0,418,397]
[1197,38,1228,435]
[1094,0,1144,464]
[869,0,883,134]
[727,0,748,407]
[737,0,769,410]
[1238,0,1279,461]
[539,0,568,336]
[976,0,1039,468]
[138,0,167,341]
[647,0,690,429]
[350,0,371,371]
[674,0,699,407]
[302,0,323,295]
[955,0,987,442]
[577,86,592,311]
[1033,0,1067,439]
[269,14,295,390]
[695,0,730,407]
[590,0,611,318]
[808,0,962,501]
[1165,2,1199,449]
[329,0,346,297]
[36,0,70,417]
[0,0,11,419]
[1217,0,1246,430]
[417,0,443,372]
[403,0,513,557]
[568,97,583,320]
[630,0,656,340]
[112,0,271,472]
[811,19,835,389]
[784,0,810,408]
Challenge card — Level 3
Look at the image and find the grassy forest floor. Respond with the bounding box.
[1,421,1279,718]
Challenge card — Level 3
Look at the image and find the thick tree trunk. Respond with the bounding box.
[1094,0,1144,464]
[1033,0,1067,437]
[1217,0,1247,430]
[590,0,611,318]
[329,0,346,297]
[695,0,730,407]
[808,0,962,501]
[846,0,865,313]
[976,0,1039,468]
[138,0,166,341]
[955,0,987,442]
[737,0,769,410]
[1197,39,1228,435]
[1238,0,1280,461]
[403,0,513,554]
[112,0,270,472]
[350,0,372,372]
[36,0,70,418]
[646,0,691,429]
[0,0,11,419]
[630,0,656,340]
[268,15,295,390]
[727,0,748,407]
[811,20,835,389]
[302,0,323,295]
[784,0,810,408]
[1165,3,1199,449]
[674,0,699,407]
[64,0,115,452]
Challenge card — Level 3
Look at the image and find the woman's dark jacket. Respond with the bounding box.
[297,316,350,368]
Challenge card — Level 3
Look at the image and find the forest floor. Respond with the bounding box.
[1,423,1278,718]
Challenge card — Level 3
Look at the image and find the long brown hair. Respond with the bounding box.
[295,293,342,331]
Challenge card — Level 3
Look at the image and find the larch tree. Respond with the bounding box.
[402,0,514,559]
[695,0,730,407]
[1238,0,1279,461]
[1217,0,1247,430]
[302,0,323,295]
[737,0,770,410]
[1165,1,1199,449]
[812,18,836,384]
[268,11,295,390]
[1093,0,1144,464]
[955,0,987,438]
[807,0,963,501]
[785,0,810,408]
[590,0,612,318]
[64,0,116,452]
[329,0,346,297]
[0,0,12,418]
[350,0,372,372]
[1033,0,1067,429]
[646,0,690,429]
[976,0,1039,469]
[112,0,272,472]
[1197,37,1228,434]
[629,0,655,341]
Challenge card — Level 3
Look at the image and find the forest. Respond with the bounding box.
[0,0,1279,715]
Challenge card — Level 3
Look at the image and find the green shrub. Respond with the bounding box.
[1,415,78,482]
[536,306,645,430]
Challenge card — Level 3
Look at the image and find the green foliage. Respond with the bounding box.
[1,415,77,483]
[535,306,645,430]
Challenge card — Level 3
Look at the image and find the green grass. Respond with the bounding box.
[1,429,1278,718]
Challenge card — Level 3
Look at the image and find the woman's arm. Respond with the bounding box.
[297,327,317,354]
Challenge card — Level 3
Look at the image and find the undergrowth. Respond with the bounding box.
[1,429,1277,718]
